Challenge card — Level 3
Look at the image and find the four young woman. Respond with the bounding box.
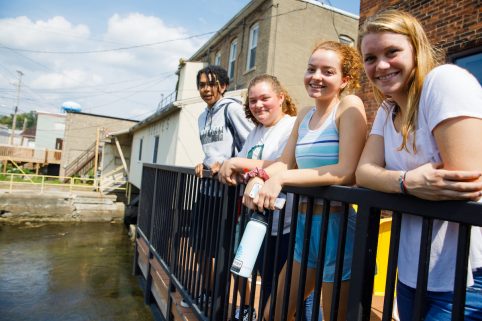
[203,8,481,320]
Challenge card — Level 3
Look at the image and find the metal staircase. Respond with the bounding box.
[64,141,98,178]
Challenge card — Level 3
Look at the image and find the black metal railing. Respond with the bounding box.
[134,163,482,321]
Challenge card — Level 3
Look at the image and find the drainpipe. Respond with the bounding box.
[270,3,279,75]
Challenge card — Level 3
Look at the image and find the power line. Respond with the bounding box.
[0,31,215,54]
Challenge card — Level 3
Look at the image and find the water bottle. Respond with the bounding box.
[230,212,267,278]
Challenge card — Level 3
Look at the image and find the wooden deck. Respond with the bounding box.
[0,144,61,164]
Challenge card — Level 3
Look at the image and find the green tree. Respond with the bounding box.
[0,111,37,129]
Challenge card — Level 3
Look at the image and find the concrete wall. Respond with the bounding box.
[0,191,124,222]
[35,111,66,150]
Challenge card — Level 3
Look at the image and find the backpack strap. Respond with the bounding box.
[223,100,243,157]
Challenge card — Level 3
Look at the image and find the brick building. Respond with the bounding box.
[359,0,481,125]
[59,111,137,178]
[190,0,359,109]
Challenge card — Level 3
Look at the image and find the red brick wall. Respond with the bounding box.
[358,0,482,126]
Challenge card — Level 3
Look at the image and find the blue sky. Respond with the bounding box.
[0,0,360,120]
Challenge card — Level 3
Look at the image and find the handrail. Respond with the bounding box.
[0,172,126,193]
[135,163,482,321]
[63,141,97,177]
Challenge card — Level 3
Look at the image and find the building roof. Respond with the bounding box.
[129,102,182,133]
[36,110,67,118]
[64,110,139,123]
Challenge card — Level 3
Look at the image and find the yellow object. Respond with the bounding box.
[373,217,394,296]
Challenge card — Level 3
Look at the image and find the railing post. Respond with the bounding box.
[40,175,45,193]
[165,170,186,320]
[346,205,380,321]
[212,184,237,321]
[144,167,159,306]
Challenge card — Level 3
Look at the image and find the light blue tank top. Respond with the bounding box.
[295,105,339,169]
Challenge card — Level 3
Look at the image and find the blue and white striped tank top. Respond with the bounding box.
[295,105,339,169]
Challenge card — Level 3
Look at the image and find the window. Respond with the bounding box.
[153,136,159,163]
[339,34,354,47]
[454,51,482,84]
[214,51,221,66]
[138,138,143,161]
[228,39,238,80]
[246,23,259,71]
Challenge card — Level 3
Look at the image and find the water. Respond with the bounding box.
[0,222,154,321]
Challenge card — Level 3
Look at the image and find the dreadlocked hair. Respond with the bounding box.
[196,65,230,94]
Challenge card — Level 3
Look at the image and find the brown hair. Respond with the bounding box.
[311,40,363,94]
[244,74,297,125]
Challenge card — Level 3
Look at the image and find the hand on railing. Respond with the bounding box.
[218,158,241,186]
[194,163,204,177]
[195,162,222,178]
[243,176,284,212]
[404,162,482,201]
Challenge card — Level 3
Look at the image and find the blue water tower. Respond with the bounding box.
[60,101,82,113]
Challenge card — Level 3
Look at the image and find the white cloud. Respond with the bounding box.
[0,13,203,119]
[31,69,103,89]
[0,16,90,48]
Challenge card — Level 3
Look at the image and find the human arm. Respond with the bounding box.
[356,121,482,201]
[404,117,482,201]
[218,157,276,185]
[250,96,367,211]
[356,66,482,200]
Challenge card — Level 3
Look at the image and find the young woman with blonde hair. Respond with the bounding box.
[356,9,482,320]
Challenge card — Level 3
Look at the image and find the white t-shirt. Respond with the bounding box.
[370,64,482,291]
[238,114,296,235]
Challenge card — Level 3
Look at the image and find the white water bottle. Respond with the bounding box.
[230,212,267,278]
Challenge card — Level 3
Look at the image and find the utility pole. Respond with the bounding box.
[10,70,24,145]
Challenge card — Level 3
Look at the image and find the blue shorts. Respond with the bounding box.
[293,206,356,282]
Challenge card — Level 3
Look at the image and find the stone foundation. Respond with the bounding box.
[0,190,125,223]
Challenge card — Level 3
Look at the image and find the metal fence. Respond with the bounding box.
[134,163,482,321]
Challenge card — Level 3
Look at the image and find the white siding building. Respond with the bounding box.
[35,111,66,150]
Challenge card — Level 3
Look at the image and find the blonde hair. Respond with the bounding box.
[244,74,297,125]
[359,9,443,152]
[311,40,363,94]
